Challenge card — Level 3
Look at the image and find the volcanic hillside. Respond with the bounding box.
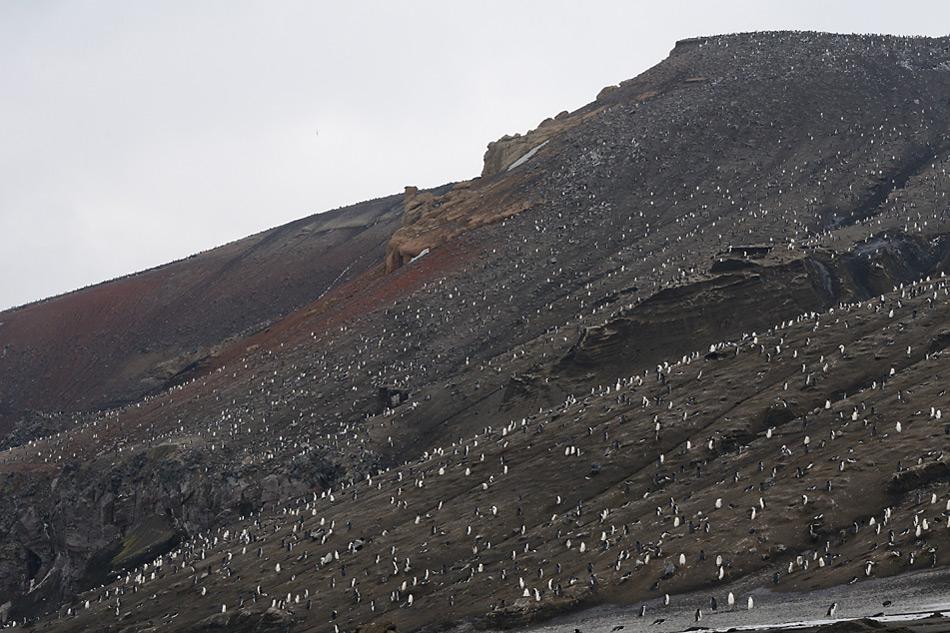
[1,31,950,633]
[0,191,436,444]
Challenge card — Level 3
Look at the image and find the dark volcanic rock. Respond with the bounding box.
[2,29,950,633]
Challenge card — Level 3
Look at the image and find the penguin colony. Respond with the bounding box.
[1,31,950,633]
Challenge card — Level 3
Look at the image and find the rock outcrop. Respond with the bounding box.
[385,179,537,272]
[480,109,596,178]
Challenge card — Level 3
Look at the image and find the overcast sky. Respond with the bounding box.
[2,1,949,310]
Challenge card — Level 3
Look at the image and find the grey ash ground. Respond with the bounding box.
[1,31,950,633]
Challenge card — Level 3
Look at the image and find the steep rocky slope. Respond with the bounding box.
[25,272,950,633]
[1,31,950,633]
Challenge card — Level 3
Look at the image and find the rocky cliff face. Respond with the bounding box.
[384,179,537,272]
[3,31,950,633]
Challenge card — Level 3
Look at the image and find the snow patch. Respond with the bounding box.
[507,140,550,172]
[409,248,430,264]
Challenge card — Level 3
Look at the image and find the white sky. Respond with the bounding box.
[2,1,948,310]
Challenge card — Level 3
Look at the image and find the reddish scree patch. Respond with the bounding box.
[0,224,487,472]
[215,235,478,363]
[0,236,480,464]
[0,271,167,408]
